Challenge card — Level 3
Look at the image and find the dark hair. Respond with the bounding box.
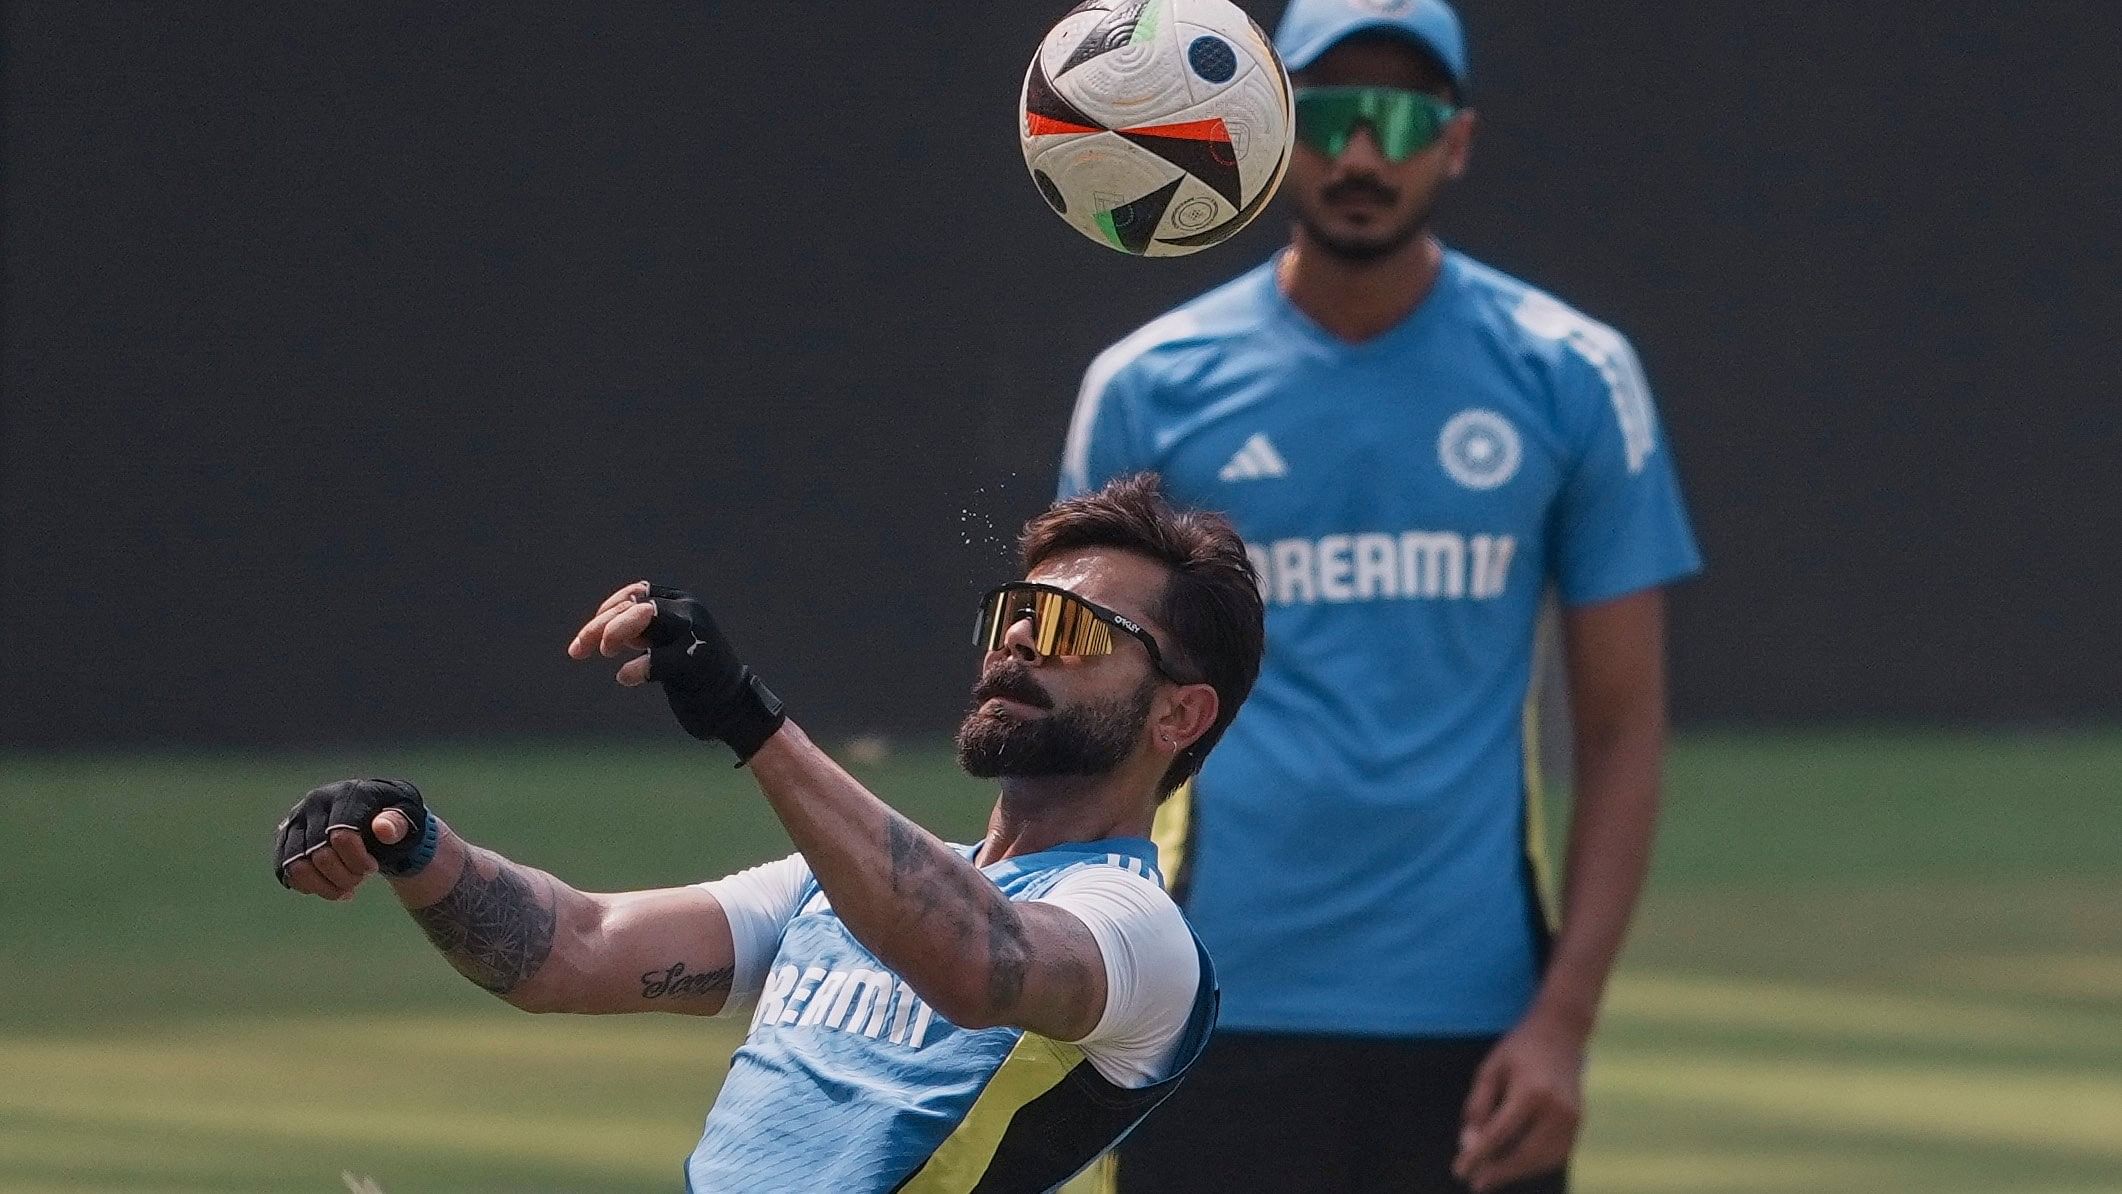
[1019,473,1265,796]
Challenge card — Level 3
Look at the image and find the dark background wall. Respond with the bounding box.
[5,2,2117,748]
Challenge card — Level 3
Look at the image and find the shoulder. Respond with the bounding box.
[1041,858,1186,915]
[1446,252,1657,451]
[1080,260,1281,397]
[1063,262,1283,489]
[1038,864,1196,975]
[697,851,814,923]
[1035,862,1203,1084]
[1448,252,1646,388]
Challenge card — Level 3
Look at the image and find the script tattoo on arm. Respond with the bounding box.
[639,961,736,1001]
[409,849,558,995]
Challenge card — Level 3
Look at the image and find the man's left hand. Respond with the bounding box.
[1453,1009,1586,1192]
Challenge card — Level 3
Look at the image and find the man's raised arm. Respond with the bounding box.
[745,723,1110,1041]
[273,779,741,1016]
[567,581,1114,1043]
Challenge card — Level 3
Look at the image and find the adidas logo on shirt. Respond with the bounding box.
[1218,433,1289,482]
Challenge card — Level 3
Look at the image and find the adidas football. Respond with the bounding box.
[1020,0,1293,257]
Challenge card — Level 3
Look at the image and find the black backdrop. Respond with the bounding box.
[5,2,2118,748]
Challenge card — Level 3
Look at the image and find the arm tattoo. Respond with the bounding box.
[883,812,1033,1014]
[640,961,736,1000]
[409,849,557,995]
[886,815,931,892]
[885,815,958,927]
[985,907,1031,1011]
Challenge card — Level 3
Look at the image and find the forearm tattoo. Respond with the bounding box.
[408,849,557,995]
[885,813,1031,1014]
[985,908,1031,1011]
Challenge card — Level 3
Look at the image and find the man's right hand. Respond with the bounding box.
[273,778,435,899]
[566,580,786,763]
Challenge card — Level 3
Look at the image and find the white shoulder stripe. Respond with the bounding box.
[1062,310,1201,494]
[1512,292,1657,474]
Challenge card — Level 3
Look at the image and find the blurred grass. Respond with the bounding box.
[1,731,2118,1192]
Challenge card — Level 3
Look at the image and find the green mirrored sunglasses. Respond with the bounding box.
[1293,86,1459,164]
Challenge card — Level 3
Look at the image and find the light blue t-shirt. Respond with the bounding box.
[687,839,1217,1191]
[1059,248,1701,1036]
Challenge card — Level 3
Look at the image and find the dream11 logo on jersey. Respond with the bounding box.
[1244,531,1516,607]
[1244,408,1520,607]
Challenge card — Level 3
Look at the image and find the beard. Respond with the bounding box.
[954,660,1157,781]
[1296,176,1438,264]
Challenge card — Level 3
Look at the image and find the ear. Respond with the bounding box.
[1443,108,1478,181]
[1153,683,1221,759]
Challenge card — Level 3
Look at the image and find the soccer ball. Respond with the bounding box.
[1019,0,1293,257]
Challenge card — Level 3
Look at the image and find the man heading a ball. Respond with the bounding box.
[1060,1,1702,1190]
[273,475,1263,1192]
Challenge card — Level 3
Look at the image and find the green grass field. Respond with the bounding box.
[2,732,2118,1192]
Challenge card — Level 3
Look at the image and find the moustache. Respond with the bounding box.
[972,662,1054,711]
[1322,177,1398,206]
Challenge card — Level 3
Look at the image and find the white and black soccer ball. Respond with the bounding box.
[1019,0,1293,257]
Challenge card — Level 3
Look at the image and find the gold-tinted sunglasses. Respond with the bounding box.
[975,583,1190,685]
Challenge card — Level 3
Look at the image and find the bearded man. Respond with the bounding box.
[271,473,1264,1193]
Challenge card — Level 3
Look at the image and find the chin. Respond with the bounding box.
[1328,223,1392,249]
[1300,217,1423,265]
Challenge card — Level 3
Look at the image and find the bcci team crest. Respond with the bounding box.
[1438,409,1522,491]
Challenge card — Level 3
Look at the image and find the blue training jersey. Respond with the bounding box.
[1059,248,1701,1036]
[687,838,1218,1192]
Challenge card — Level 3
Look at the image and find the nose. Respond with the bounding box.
[997,611,1044,663]
[1334,123,1389,171]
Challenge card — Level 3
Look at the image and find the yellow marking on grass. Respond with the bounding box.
[1607,971,2114,1049]
[1574,1148,1905,1192]
[1921,952,2122,1002]
[1594,1051,2122,1160]
[0,1013,746,1083]
[0,1087,689,1175]
[0,1014,735,1185]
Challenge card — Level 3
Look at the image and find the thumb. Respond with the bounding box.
[372,808,412,845]
[1459,1050,1508,1155]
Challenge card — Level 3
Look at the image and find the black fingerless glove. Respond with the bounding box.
[641,584,787,764]
[272,778,436,887]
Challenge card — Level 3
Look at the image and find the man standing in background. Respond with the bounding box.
[1059,1,1701,1189]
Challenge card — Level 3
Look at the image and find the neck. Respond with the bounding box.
[975,773,1154,866]
[1279,230,1444,343]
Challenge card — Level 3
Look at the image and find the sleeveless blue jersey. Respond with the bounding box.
[686,838,1217,1192]
[1060,249,1701,1036]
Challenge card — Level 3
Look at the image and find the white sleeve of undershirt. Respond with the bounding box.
[1034,865,1202,1089]
[694,852,812,1016]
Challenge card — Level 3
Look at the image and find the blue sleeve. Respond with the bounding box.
[1549,334,1703,606]
[1057,350,1152,500]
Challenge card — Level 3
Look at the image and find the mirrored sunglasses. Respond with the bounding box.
[1293,86,1458,164]
[975,583,1189,685]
